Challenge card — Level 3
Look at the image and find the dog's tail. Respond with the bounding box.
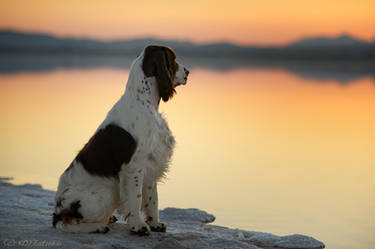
[52,200,111,233]
[52,200,83,230]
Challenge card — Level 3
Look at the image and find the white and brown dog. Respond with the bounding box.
[53,45,189,235]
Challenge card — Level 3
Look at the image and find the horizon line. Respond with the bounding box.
[1,27,374,48]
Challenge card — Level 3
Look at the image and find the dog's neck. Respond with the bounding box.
[123,57,161,112]
[133,76,160,110]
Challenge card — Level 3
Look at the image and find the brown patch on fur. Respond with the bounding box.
[52,201,83,228]
[74,124,137,177]
[108,216,118,224]
[142,45,177,102]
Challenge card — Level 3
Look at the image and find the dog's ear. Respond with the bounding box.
[143,46,175,102]
[155,48,176,102]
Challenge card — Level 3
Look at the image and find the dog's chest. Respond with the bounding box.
[133,112,175,181]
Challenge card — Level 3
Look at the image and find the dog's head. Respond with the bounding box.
[142,45,189,102]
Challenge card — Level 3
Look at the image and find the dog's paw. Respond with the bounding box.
[150,222,167,233]
[130,226,150,236]
[128,218,151,236]
[90,225,110,234]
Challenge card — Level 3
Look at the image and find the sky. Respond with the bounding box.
[1,0,374,45]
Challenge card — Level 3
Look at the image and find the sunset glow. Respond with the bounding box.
[1,0,374,45]
[1,68,374,248]
[1,1,375,247]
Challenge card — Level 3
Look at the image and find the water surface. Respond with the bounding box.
[0,59,374,249]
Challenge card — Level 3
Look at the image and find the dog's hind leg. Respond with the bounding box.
[55,221,109,233]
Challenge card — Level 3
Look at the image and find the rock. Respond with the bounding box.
[243,232,325,249]
[160,207,216,223]
[153,238,188,249]
[0,178,325,249]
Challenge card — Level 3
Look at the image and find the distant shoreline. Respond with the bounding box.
[1,53,374,84]
[2,47,375,61]
[1,30,375,61]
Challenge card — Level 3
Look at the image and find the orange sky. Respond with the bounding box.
[1,0,374,45]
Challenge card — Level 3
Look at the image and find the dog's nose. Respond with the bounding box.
[184,68,190,76]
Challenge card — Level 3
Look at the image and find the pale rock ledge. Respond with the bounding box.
[0,178,325,249]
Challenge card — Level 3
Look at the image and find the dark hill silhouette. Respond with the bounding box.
[1,30,375,60]
[287,34,370,48]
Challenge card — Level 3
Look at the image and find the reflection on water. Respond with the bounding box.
[0,64,374,249]
[1,54,375,83]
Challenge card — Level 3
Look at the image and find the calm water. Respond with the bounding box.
[0,57,374,249]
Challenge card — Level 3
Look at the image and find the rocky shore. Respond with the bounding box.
[0,178,325,249]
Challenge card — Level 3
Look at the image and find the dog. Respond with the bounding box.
[52,45,189,235]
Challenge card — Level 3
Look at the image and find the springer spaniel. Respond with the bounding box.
[52,45,189,235]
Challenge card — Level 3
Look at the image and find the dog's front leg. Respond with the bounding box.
[118,167,150,236]
[142,181,166,232]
